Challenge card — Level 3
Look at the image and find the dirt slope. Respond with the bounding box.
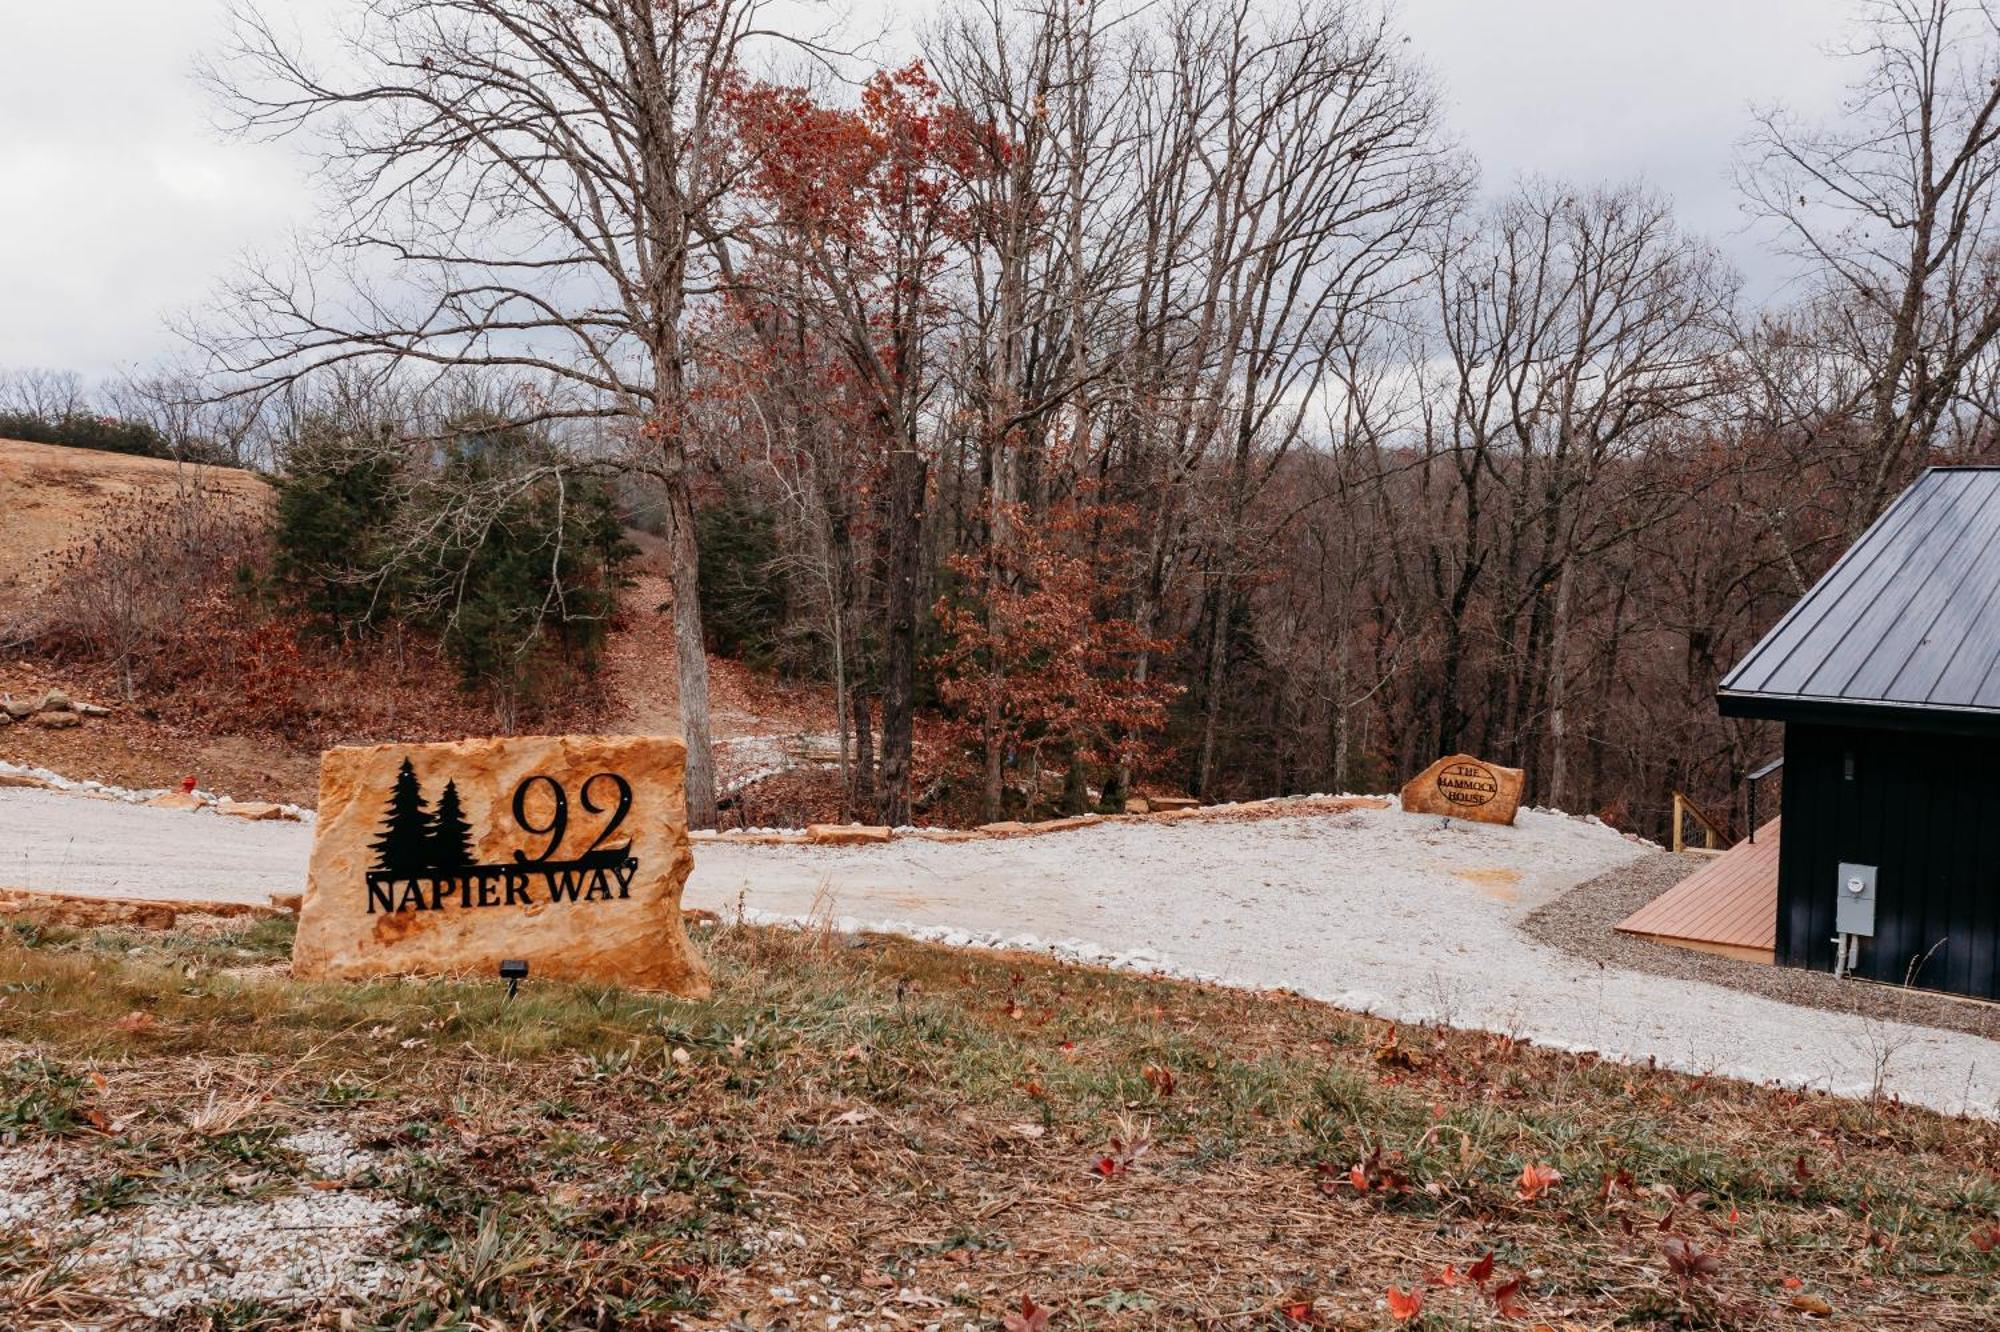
[0,442,838,806]
[0,437,270,617]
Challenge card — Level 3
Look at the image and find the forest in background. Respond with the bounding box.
[10,0,2000,837]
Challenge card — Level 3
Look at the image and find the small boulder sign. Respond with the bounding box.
[1399,753,1524,826]
[292,735,710,996]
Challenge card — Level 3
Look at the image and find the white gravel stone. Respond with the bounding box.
[0,1129,407,1316]
[2,785,1995,1116]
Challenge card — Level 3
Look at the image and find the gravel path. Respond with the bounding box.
[4,787,1996,1117]
[1527,852,2000,1045]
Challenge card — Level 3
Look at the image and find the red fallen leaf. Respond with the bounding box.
[1349,1162,1369,1191]
[1515,1162,1562,1201]
[1435,1263,1460,1287]
[1790,1293,1834,1317]
[1385,1285,1423,1322]
[83,1107,111,1132]
[1490,1275,1527,1318]
[1141,1064,1176,1096]
[1792,1153,1812,1182]
[1467,1250,1496,1284]
[1662,1236,1723,1283]
[1280,1300,1319,1325]
[112,1011,155,1034]
[1002,1294,1051,1332]
[1092,1155,1120,1178]
[1970,1224,2000,1253]
[1781,1275,1804,1289]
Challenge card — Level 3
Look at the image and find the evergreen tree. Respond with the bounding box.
[427,779,477,869]
[369,758,434,873]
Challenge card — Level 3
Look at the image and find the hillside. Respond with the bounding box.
[0,439,842,810]
[0,437,270,618]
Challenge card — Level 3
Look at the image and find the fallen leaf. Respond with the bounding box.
[1662,1236,1722,1283]
[1001,1293,1050,1332]
[1491,1275,1528,1318]
[1790,1293,1833,1317]
[1516,1162,1562,1201]
[112,1011,154,1034]
[1385,1285,1423,1322]
[1467,1250,1496,1284]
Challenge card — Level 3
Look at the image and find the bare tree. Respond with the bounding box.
[198,0,815,825]
[1742,0,2000,525]
[0,368,89,421]
[1423,183,1735,799]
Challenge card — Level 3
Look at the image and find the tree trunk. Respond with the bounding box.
[1195,578,1230,796]
[878,446,928,826]
[1546,559,1576,811]
[662,473,718,828]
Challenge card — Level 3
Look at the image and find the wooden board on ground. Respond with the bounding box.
[292,735,709,996]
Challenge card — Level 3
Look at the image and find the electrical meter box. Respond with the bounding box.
[1836,862,1877,937]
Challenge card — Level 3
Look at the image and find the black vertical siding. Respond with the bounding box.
[1776,722,2000,999]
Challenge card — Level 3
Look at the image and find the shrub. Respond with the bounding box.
[271,424,406,630]
[0,409,228,465]
[696,489,788,666]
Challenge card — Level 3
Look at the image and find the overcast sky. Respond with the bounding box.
[0,0,1859,380]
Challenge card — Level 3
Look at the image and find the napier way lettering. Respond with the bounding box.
[363,763,640,915]
[291,735,711,995]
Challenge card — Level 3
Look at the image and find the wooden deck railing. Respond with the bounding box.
[1670,790,1733,856]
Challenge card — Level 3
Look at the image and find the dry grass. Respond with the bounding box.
[0,915,1994,1330]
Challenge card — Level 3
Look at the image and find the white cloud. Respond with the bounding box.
[0,0,1868,377]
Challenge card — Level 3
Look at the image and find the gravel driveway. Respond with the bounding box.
[3,787,1995,1118]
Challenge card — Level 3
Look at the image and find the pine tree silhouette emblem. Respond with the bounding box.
[370,758,436,875]
[428,779,477,870]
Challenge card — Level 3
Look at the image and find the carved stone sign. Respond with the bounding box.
[292,735,709,996]
[1399,753,1525,826]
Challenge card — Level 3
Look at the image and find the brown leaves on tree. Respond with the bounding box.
[932,497,1179,803]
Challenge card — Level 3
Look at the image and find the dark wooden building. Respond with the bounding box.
[1717,466,2000,1001]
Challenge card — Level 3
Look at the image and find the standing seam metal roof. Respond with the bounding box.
[1717,467,2000,718]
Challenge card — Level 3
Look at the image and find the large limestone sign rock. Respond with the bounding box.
[293,735,710,996]
[1399,753,1525,826]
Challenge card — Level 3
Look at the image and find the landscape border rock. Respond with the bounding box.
[0,887,289,929]
[0,760,312,822]
[691,795,1391,846]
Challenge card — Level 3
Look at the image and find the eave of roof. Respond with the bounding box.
[1716,466,2000,727]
